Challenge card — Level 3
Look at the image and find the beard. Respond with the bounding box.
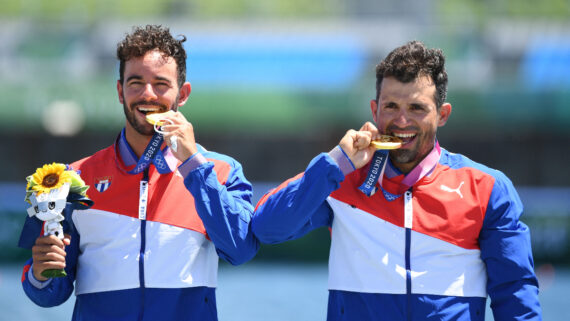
[122,95,179,136]
[390,148,418,165]
[388,130,437,169]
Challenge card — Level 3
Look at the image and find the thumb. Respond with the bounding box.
[63,234,71,246]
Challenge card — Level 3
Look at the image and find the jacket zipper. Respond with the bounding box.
[404,189,413,321]
[138,168,149,320]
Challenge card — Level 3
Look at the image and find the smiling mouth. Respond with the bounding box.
[393,132,417,144]
[137,106,165,115]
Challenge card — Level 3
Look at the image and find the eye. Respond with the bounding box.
[127,81,144,88]
[154,82,171,91]
[48,202,56,210]
[410,103,425,111]
[34,206,39,213]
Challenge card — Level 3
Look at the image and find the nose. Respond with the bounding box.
[141,84,158,100]
[392,109,411,127]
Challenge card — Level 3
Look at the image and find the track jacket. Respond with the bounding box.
[19,130,259,321]
[253,144,542,321]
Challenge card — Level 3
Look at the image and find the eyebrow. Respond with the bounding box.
[154,76,172,83]
[125,75,172,83]
[410,102,426,108]
[126,75,143,83]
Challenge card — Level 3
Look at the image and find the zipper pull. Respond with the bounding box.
[139,168,149,220]
[404,190,413,229]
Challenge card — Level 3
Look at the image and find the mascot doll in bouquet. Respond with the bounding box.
[21,163,93,278]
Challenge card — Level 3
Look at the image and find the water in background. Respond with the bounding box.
[0,262,566,321]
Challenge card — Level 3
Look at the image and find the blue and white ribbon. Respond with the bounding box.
[358,149,403,201]
[127,133,171,175]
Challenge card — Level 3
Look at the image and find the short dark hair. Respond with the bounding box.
[117,25,187,88]
[375,40,448,108]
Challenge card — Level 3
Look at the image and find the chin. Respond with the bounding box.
[391,149,416,164]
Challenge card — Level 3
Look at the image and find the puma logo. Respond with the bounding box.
[440,181,464,198]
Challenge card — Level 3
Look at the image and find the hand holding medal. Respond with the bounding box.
[145,110,198,162]
[146,110,179,152]
[338,121,404,168]
[337,122,403,199]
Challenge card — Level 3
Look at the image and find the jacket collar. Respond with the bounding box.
[384,140,441,187]
[114,128,179,174]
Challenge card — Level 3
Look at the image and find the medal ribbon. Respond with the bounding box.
[126,132,172,175]
[358,141,442,201]
[358,149,402,201]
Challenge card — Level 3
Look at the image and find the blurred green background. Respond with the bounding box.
[1,0,569,266]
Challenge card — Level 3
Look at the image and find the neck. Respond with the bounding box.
[124,127,153,158]
[391,147,435,175]
[393,162,416,175]
[391,141,441,181]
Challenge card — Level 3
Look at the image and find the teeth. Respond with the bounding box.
[138,107,161,115]
[394,133,416,138]
[138,107,160,112]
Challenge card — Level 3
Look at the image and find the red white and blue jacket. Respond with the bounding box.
[253,144,542,321]
[19,130,259,321]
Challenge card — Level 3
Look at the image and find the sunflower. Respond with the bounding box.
[28,163,72,195]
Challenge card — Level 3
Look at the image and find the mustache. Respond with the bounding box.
[130,100,168,110]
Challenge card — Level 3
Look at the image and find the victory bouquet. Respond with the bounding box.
[24,163,93,278]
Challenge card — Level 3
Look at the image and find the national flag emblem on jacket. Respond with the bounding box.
[94,176,112,193]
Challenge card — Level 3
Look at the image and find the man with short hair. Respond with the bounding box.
[253,41,542,320]
[19,25,259,321]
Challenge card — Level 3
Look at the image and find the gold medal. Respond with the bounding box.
[370,135,402,150]
[145,110,176,126]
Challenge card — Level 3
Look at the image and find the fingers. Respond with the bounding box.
[34,234,66,248]
[32,236,67,262]
[338,129,371,156]
[353,130,372,149]
[31,235,68,281]
[359,121,380,140]
[340,125,375,151]
[338,129,357,153]
[337,123,380,170]
[63,234,71,246]
[158,111,198,161]
[159,110,189,136]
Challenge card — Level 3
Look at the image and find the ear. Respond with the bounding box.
[117,80,124,104]
[177,82,192,107]
[437,103,452,127]
[370,99,379,123]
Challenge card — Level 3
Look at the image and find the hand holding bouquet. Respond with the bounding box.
[24,163,90,278]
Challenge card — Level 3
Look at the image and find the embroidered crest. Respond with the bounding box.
[94,176,113,193]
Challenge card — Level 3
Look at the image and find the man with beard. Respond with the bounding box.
[252,41,542,320]
[19,25,259,321]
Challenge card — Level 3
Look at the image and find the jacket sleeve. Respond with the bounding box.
[182,153,259,265]
[20,209,80,307]
[479,172,542,320]
[252,150,348,244]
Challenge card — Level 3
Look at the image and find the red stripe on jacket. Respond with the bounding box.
[71,146,231,235]
[331,163,495,250]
